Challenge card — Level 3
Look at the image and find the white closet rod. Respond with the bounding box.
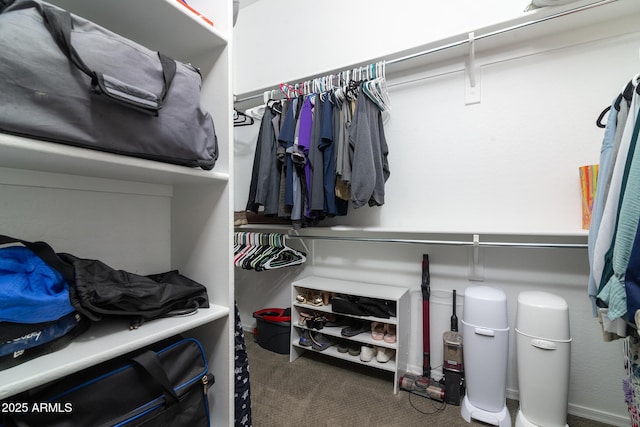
[234,0,616,104]
[286,234,587,249]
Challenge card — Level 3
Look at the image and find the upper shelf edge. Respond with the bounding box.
[0,133,229,185]
[48,0,228,62]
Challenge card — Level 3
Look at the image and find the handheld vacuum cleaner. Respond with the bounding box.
[443,289,464,405]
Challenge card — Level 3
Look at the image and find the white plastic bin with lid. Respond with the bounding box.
[461,286,510,427]
[515,291,571,427]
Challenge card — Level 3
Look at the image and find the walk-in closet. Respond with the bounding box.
[1,0,640,426]
[233,0,640,426]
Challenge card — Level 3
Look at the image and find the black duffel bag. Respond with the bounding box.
[0,337,215,427]
[59,253,210,329]
[0,0,218,170]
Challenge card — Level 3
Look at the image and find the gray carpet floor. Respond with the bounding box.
[244,332,612,427]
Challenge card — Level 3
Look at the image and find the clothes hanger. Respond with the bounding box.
[252,234,290,271]
[233,232,254,266]
[279,83,295,100]
[233,109,254,127]
[364,62,391,112]
[242,233,276,270]
[346,79,359,101]
[232,233,305,271]
[362,64,387,111]
[596,76,637,128]
[268,99,283,115]
[246,233,276,271]
[262,235,306,270]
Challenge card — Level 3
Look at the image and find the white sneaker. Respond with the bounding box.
[376,347,395,363]
[360,345,377,362]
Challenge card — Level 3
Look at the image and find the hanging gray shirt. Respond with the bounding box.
[349,86,390,209]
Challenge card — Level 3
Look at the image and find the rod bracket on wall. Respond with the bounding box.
[468,234,484,281]
[465,32,481,105]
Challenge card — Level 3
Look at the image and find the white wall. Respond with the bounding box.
[233,0,528,95]
[233,1,640,425]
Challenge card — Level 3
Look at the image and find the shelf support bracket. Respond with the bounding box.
[465,32,481,105]
[468,234,484,281]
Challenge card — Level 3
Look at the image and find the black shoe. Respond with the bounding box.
[341,320,369,337]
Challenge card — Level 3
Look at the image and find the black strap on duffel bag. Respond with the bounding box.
[0,337,215,427]
[40,4,177,116]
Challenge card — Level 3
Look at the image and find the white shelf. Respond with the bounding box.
[49,0,227,61]
[293,276,409,301]
[290,276,409,394]
[0,133,229,186]
[0,305,229,400]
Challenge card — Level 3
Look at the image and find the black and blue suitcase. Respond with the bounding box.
[0,337,214,427]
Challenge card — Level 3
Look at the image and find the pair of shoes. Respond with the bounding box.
[310,332,335,351]
[360,345,396,363]
[234,211,248,226]
[341,320,370,337]
[296,289,324,306]
[298,311,328,330]
[371,322,397,343]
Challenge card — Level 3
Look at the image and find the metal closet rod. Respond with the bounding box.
[285,234,587,249]
[234,0,616,104]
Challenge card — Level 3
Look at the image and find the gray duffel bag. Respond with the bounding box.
[0,0,218,170]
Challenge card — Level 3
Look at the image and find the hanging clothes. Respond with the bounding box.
[320,94,338,216]
[588,75,640,340]
[588,98,620,313]
[598,114,640,321]
[349,85,390,209]
[243,72,391,227]
[276,101,289,218]
[335,91,354,200]
[309,94,325,213]
[246,103,280,215]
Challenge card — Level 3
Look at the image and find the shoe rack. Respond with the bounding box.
[290,276,410,394]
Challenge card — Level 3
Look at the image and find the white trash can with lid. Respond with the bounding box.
[515,291,571,427]
[461,286,510,426]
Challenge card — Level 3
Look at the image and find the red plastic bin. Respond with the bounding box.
[253,308,291,354]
